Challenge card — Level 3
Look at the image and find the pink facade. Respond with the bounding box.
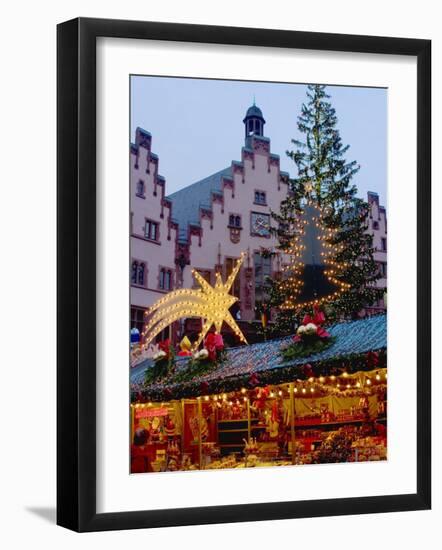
[130,106,290,336]
[366,191,387,313]
[130,128,178,332]
[174,150,290,321]
[130,105,387,337]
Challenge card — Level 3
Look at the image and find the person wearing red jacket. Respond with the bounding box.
[131,428,150,473]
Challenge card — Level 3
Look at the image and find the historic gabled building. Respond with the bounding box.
[167,104,290,325]
[130,103,387,340]
[366,191,387,314]
[130,128,179,333]
[130,104,290,337]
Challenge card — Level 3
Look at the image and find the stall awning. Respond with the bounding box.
[131,314,386,402]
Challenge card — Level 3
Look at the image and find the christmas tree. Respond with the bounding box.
[266,84,382,334]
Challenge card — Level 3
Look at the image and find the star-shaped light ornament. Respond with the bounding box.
[304,181,314,195]
[142,252,248,350]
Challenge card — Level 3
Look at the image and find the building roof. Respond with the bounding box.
[244,104,265,120]
[131,314,387,401]
[167,167,232,242]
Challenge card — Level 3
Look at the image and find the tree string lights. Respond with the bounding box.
[278,200,351,311]
[142,252,248,350]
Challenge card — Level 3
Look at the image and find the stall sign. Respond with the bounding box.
[134,407,169,419]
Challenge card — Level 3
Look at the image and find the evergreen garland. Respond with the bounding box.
[281,336,335,361]
[144,356,173,385]
[173,349,227,383]
[133,347,386,403]
[143,344,176,385]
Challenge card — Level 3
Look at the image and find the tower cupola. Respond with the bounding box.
[243,101,265,144]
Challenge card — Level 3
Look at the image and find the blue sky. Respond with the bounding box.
[131,76,387,207]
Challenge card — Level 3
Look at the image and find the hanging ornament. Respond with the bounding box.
[249,372,260,387]
[366,350,379,368]
[163,388,172,399]
[199,381,209,395]
[303,363,314,378]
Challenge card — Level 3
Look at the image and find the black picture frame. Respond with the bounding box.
[57,17,431,532]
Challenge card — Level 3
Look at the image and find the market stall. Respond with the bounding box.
[130,314,387,473]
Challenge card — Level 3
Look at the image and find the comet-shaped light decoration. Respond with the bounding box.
[142,252,248,350]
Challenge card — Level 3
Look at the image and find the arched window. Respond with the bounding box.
[131,261,138,284]
[137,263,145,286]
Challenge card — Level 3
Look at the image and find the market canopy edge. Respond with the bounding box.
[131,314,387,401]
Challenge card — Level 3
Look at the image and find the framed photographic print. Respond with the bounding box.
[57,18,431,532]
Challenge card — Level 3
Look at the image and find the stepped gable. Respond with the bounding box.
[166,102,290,246]
[130,128,161,189]
[167,142,289,245]
[133,102,291,248]
[130,127,178,237]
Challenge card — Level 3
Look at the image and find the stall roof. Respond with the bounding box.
[131,314,386,401]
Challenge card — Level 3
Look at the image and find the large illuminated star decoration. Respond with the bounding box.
[142,252,248,350]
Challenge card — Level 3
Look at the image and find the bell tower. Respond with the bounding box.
[243,100,265,146]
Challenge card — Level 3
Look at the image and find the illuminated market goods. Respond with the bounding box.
[131,314,387,473]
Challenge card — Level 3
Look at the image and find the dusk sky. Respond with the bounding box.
[131,76,387,208]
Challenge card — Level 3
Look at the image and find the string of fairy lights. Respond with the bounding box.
[132,367,387,407]
[279,200,351,311]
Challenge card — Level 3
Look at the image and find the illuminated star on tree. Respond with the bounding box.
[143,252,248,350]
